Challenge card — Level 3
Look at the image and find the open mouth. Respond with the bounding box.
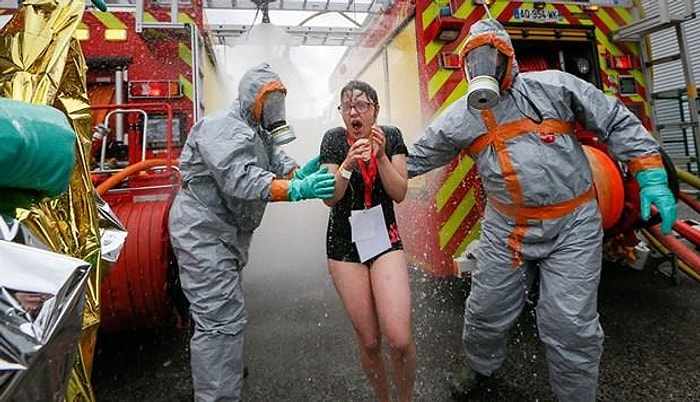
[350,120,363,131]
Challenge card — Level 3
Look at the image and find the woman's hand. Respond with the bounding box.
[344,138,372,169]
[371,126,385,159]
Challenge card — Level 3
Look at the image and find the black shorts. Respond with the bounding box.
[327,237,404,267]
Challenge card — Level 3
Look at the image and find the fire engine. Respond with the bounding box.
[77,0,700,334]
[4,0,696,336]
[328,0,700,282]
[79,0,226,332]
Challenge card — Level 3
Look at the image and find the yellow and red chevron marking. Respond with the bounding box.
[81,10,198,102]
[434,156,484,255]
[87,10,128,41]
[359,0,415,48]
[144,11,197,102]
[415,0,648,261]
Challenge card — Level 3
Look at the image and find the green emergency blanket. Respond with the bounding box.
[0,98,76,212]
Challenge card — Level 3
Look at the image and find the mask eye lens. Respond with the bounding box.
[466,45,507,82]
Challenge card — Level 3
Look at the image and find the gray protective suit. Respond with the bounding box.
[169,63,297,402]
[407,20,662,401]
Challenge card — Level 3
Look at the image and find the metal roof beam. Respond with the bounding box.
[206,23,363,46]
[204,0,389,13]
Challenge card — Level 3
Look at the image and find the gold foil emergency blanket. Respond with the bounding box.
[0,0,102,400]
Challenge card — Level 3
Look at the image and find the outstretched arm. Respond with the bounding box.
[270,167,336,202]
[407,115,464,178]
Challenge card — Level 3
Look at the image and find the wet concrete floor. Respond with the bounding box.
[92,203,700,401]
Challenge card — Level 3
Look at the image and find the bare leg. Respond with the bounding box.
[371,251,416,402]
[329,259,391,402]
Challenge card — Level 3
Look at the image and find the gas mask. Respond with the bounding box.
[464,45,508,110]
[262,90,296,145]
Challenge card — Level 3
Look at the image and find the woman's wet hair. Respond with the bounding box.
[340,80,379,107]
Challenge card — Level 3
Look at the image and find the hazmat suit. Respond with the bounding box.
[406,20,677,401]
[168,63,335,402]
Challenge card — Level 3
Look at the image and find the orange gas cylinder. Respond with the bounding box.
[583,145,625,230]
[99,197,175,332]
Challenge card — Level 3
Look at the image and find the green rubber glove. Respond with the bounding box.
[636,167,677,235]
[91,0,108,11]
[0,99,76,212]
[288,166,336,201]
[294,155,321,180]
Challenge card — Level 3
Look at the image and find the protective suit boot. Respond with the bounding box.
[450,365,489,399]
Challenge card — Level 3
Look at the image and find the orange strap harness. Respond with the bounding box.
[475,110,595,267]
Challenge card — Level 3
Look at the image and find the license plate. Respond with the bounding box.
[514,8,563,23]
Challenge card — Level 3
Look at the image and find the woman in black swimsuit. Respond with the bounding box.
[320,80,416,402]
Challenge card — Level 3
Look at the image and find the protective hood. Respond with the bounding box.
[459,19,519,92]
[236,63,287,129]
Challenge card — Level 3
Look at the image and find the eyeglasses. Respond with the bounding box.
[337,101,374,114]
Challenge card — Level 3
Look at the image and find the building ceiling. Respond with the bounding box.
[203,0,392,46]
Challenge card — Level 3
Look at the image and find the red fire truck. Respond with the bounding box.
[330,0,700,282]
[80,1,226,332]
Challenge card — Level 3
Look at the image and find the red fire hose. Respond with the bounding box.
[641,225,700,282]
[96,158,180,332]
[96,158,176,196]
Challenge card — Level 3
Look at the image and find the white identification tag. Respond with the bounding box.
[349,204,391,263]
